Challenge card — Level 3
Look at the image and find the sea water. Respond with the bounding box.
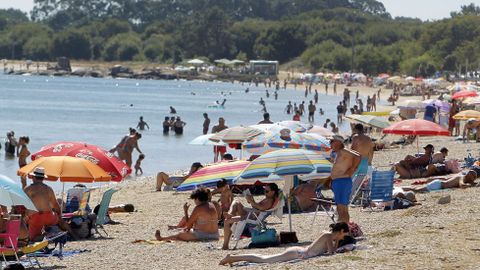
[0,73,348,191]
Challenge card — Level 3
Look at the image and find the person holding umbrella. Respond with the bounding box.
[328,136,361,224]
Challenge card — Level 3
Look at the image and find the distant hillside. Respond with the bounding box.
[0,1,479,76]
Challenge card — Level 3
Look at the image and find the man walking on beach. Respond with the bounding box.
[137,116,149,131]
[314,89,319,104]
[308,101,316,123]
[329,136,361,223]
[351,124,374,175]
[203,113,210,135]
[212,118,228,162]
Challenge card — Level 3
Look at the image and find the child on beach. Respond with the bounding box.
[219,222,350,266]
[213,179,233,222]
[135,154,145,175]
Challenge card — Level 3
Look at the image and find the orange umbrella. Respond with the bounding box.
[18,156,112,182]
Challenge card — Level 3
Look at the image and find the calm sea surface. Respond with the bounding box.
[0,73,350,191]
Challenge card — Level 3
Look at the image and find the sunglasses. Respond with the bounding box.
[264,189,272,193]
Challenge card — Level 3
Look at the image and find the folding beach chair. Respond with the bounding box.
[310,172,368,225]
[231,193,285,249]
[94,188,119,237]
[364,169,395,211]
[1,240,48,269]
[0,219,21,267]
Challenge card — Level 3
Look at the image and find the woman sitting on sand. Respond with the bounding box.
[219,222,349,266]
[155,187,219,241]
[156,162,203,191]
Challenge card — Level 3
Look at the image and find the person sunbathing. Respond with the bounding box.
[155,188,219,241]
[222,183,280,250]
[219,222,349,266]
[156,162,203,191]
[402,170,478,193]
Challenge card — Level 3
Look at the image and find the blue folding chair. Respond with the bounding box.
[94,188,119,237]
[365,169,395,210]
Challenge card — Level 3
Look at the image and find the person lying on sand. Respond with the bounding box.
[156,162,203,191]
[155,188,219,242]
[222,183,280,250]
[402,170,478,193]
[219,222,349,266]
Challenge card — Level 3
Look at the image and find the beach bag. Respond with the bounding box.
[248,228,279,248]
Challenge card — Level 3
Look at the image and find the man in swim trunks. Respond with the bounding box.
[212,117,228,162]
[403,170,478,193]
[328,135,361,223]
[24,167,61,240]
[351,124,374,175]
[308,100,316,123]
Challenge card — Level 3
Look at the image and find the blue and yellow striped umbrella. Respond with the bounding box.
[243,131,330,154]
[234,149,332,184]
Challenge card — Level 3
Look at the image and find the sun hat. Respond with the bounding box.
[29,167,47,179]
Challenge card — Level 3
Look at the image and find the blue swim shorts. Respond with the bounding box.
[426,179,442,192]
[331,177,352,205]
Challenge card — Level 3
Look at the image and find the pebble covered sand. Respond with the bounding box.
[29,137,480,270]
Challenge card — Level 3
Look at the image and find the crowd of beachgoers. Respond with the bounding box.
[2,72,480,269]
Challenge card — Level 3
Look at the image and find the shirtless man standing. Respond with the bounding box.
[24,167,61,240]
[351,124,374,175]
[329,135,361,223]
[403,170,478,193]
[212,118,228,162]
[136,116,149,131]
[308,101,316,123]
[202,113,210,135]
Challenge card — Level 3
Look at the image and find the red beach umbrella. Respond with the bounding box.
[383,119,450,136]
[31,141,131,181]
[452,90,478,100]
[383,119,450,152]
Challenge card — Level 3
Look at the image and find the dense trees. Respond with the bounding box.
[1,1,480,76]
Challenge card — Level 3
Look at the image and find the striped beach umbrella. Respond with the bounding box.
[243,131,330,154]
[209,126,263,143]
[234,149,332,232]
[275,121,311,133]
[176,160,251,191]
[345,114,390,129]
[234,149,332,182]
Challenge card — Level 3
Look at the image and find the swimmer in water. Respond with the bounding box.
[170,106,177,114]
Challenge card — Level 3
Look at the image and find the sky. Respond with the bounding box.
[1,0,480,21]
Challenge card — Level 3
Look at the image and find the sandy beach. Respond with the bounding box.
[25,135,479,270]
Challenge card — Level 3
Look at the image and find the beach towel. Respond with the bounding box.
[131,239,172,244]
[34,249,90,258]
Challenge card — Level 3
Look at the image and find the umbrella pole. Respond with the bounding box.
[416,136,419,153]
[288,196,292,232]
[61,182,65,215]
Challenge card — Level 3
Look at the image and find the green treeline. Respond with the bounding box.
[1,1,480,76]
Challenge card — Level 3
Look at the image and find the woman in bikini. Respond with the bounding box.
[219,222,349,266]
[17,136,30,168]
[155,188,219,241]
